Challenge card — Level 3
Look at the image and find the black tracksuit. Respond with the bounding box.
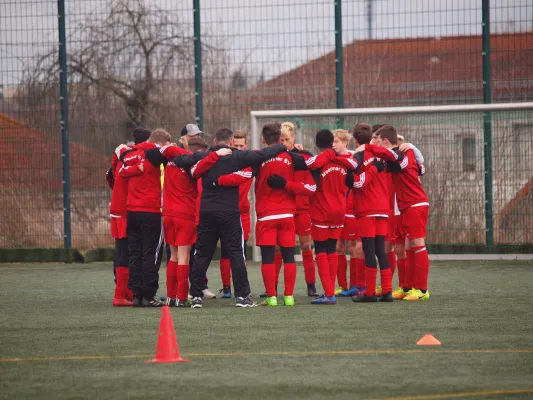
[174,144,286,298]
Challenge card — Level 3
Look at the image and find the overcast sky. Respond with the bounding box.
[0,0,531,87]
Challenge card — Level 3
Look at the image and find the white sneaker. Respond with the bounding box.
[202,288,217,299]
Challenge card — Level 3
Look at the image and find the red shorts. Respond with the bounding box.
[256,217,296,247]
[388,215,405,245]
[311,223,344,242]
[357,216,388,238]
[341,216,358,241]
[294,213,312,236]
[163,216,196,247]
[241,212,250,241]
[400,205,429,240]
[111,217,127,239]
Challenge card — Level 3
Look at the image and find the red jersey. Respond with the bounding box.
[120,142,161,214]
[309,160,349,226]
[109,146,130,218]
[351,151,389,218]
[217,167,253,215]
[291,150,315,215]
[159,145,197,221]
[255,151,315,220]
[365,144,429,211]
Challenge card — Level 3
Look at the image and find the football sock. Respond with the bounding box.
[328,253,338,289]
[349,258,358,288]
[283,263,297,296]
[413,245,429,291]
[355,258,366,288]
[176,264,190,301]
[220,258,231,287]
[261,264,277,297]
[114,267,129,299]
[166,261,177,298]
[387,251,397,277]
[274,253,283,287]
[405,249,415,289]
[364,267,378,297]
[316,253,334,297]
[380,268,393,294]
[337,254,348,289]
[397,258,406,287]
[301,250,316,284]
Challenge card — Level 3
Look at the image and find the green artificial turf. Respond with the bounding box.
[0,261,532,400]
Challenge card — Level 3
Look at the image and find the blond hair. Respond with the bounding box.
[233,129,247,141]
[281,121,295,136]
[332,129,351,143]
[149,128,172,145]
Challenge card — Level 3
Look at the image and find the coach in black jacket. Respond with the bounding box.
[174,128,286,308]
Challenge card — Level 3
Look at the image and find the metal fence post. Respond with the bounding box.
[334,0,344,128]
[482,0,494,245]
[193,0,203,131]
[57,0,71,249]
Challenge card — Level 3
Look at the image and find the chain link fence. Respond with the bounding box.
[0,0,532,249]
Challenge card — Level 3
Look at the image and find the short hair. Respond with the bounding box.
[281,121,295,136]
[315,129,334,149]
[233,130,247,141]
[188,136,208,152]
[352,123,372,145]
[332,129,350,143]
[132,127,151,144]
[262,123,281,145]
[372,124,386,133]
[149,128,171,145]
[376,125,398,145]
[215,128,233,144]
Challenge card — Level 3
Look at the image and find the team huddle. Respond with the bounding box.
[106,121,430,308]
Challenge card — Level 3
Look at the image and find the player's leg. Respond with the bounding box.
[113,236,132,306]
[311,236,336,305]
[347,239,357,292]
[326,236,339,294]
[374,218,393,302]
[336,238,348,294]
[175,243,193,307]
[353,218,378,303]
[163,216,178,305]
[257,219,278,301]
[278,217,297,306]
[403,206,430,301]
[295,213,317,297]
[340,220,366,297]
[219,244,232,298]
[190,213,219,308]
[140,212,165,307]
[126,211,144,307]
[393,242,406,298]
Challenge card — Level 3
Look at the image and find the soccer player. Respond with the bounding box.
[332,129,359,294]
[119,129,172,307]
[304,130,353,305]
[218,130,253,298]
[349,124,394,303]
[107,127,151,307]
[362,125,430,301]
[173,128,286,308]
[255,123,316,307]
[276,122,319,297]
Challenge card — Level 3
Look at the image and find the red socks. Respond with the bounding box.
[220,258,231,287]
[114,267,129,299]
[355,258,366,288]
[166,261,177,299]
[176,264,190,301]
[397,258,406,287]
[337,254,348,289]
[380,268,393,294]
[364,267,378,297]
[387,251,397,277]
[274,253,283,287]
[328,253,338,289]
[349,258,357,288]
[316,253,334,297]
[284,263,297,296]
[405,249,415,289]
[413,246,430,290]
[301,250,316,284]
[261,264,277,297]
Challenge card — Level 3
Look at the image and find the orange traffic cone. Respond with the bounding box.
[416,334,441,346]
[146,306,190,363]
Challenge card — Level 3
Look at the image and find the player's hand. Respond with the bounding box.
[179,136,189,150]
[399,143,413,153]
[138,163,144,172]
[267,175,287,189]
[294,144,304,151]
[355,144,366,153]
[373,159,385,172]
[216,148,232,157]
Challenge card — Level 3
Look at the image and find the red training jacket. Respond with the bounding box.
[217,167,253,215]
[109,145,130,218]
